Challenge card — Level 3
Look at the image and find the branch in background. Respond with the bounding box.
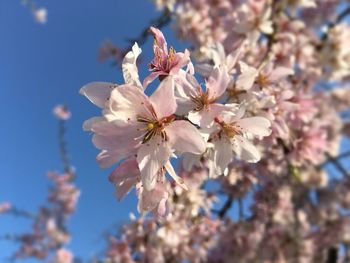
[59,119,71,174]
[99,9,172,67]
[319,150,350,170]
[325,153,349,178]
[125,9,171,48]
[320,5,350,42]
[9,207,36,219]
[53,105,73,175]
[238,198,244,220]
[326,247,338,263]
[21,0,47,24]
[0,234,21,242]
[218,196,233,218]
[258,0,286,69]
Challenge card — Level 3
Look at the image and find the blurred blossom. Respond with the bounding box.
[0,202,11,214]
[52,249,73,263]
[53,105,71,120]
[33,8,47,24]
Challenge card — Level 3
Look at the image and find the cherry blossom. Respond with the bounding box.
[144,27,191,87]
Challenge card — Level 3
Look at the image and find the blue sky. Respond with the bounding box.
[1,1,350,262]
[0,0,188,261]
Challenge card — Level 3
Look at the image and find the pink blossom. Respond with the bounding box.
[82,77,206,191]
[210,105,271,175]
[144,27,191,87]
[33,8,47,24]
[53,105,71,120]
[0,202,11,214]
[52,248,73,263]
[175,67,232,128]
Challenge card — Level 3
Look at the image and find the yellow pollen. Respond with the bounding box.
[147,123,154,130]
[257,73,269,87]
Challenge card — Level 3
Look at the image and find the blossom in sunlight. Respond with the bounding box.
[82,77,206,191]
[175,66,233,128]
[53,105,71,120]
[0,202,11,214]
[33,8,47,24]
[210,105,271,175]
[144,27,191,87]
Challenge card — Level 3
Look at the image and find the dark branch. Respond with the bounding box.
[325,153,349,177]
[59,118,72,174]
[108,9,172,67]
[326,247,338,263]
[125,9,171,47]
[9,207,36,219]
[320,5,350,42]
[218,196,233,218]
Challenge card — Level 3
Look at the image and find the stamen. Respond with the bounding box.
[190,87,212,111]
[147,123,154,130]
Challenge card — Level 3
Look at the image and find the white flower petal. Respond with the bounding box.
[80,82,117,108]
[108,84,154,122]
[137,138,172,191]
[232,135,261,163]
[206,67,230,99]
[149,77,177,119]
[166,120,206,154]
[164,161,188,190]
[213,138,233,176]
[238,117,271,137]
[236,62,258,90]
[122,43,143,89]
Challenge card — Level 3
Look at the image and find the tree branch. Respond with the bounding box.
[218,196,233,218]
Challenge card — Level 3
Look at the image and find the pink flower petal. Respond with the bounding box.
[166,120,206,154]
[232,135,261,163]
[149,77,177,119]
[150,27,168,55]
[109,158,140,200]
[80,82,116,108]
[238,117,271,137]
[206,67,230,99]
[108,84,155,122]
[137,138,172,191]
[143,71,161,88]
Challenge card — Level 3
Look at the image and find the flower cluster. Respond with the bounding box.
[1,106,78,263]
[82,27,273,215]
[10,172,79,262]
[84,0,350,261]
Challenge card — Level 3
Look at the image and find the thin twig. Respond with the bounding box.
[218,196,234,218]
[320,5,350,42]
[58,119,71,174]
[125,9,171,47]
[325,153,349,177]
[111,9,172,67]
[9,207,36,219]
[238,198,244,220]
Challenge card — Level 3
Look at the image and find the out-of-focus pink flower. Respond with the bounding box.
[53,105,71,120]
[256,62,294,88]
[0,202,11,214]
[53,248,73,263]
[33,8,47,24]
[106,237,133,261]
[144,27,191,87]
[98,40,124,64]
[290,126,328,165]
